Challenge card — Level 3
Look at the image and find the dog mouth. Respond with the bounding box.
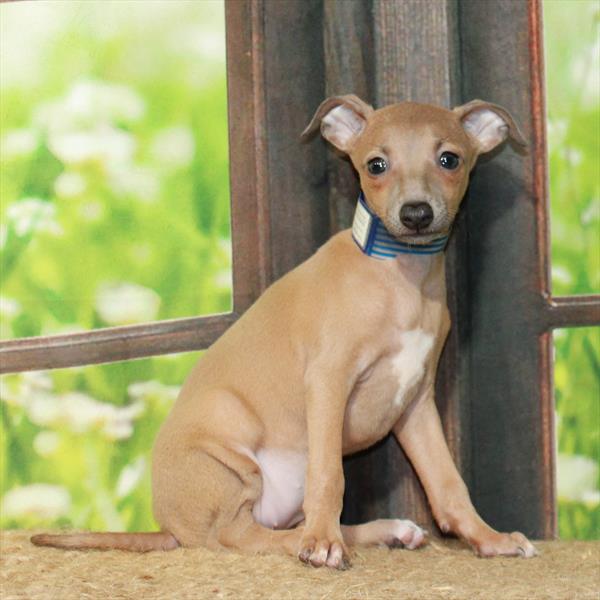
[396,231,447,245]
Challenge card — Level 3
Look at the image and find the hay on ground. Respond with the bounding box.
[1,531,598,600]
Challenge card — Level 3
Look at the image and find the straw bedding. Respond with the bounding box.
[1,530,598,599]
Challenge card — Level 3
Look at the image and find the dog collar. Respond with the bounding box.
[351,192,449,258]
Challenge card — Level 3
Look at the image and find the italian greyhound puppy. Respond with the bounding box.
[32,95,538,568]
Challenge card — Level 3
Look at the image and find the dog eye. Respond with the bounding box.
[439,152,460,170]
[367,157,387,175]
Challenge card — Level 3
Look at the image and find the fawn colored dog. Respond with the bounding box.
[33,95,538,568]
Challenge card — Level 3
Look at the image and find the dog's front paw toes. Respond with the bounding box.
[386,519,427,550]
[473,531,538,558]
[298,535,349,570]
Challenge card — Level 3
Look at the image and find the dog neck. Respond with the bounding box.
[351,192,449,259]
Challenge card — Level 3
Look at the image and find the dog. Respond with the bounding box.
[32,95,538,568]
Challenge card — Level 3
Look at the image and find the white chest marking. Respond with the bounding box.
[391,329,434,407]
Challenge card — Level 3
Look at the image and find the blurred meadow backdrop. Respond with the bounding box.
[0,0,598,539]
[545,0,599,539]
[0,1,229,532]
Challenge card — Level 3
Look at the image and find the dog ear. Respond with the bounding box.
[301,95,374,153]
[454,100,527,154]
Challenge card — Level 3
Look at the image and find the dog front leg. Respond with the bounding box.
[393,387,537,558]
[298,375,350,569]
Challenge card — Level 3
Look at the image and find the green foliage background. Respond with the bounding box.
[0,1,229,532]
[545,0,600,539]
[0,0,598,539]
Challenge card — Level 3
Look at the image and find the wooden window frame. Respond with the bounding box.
[1,0,599,540]
[0,1,270,373]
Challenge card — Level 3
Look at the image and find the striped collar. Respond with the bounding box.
[351,192,449,258]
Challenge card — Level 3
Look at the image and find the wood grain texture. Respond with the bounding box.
[458,0,555,538]
[323,0,374,233]
[262,0,330,281]
[373,0,459,106]
[544,295,600,330]
[0,314,237,374]
[226,0,272,312]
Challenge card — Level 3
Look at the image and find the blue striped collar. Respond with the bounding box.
[351,192,449,258]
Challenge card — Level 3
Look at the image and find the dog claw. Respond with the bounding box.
[472,531,538,558]
[299,538,349,570]
[298,547,313,563]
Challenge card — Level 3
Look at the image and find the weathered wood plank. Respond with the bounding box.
[0,313,237,373]
[458,0,555,538]
[263,0,330,281]
[227,0,272,312]
[323,0,374,233]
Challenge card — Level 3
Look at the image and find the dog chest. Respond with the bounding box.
[343,328,435,450]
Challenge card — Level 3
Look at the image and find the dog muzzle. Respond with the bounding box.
[351,192,449,258]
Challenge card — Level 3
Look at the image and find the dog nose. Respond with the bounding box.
[400,202,434,230]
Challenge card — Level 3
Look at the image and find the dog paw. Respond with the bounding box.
[472,531,538,558]
[298,533,350,570]
[385,519,427,550]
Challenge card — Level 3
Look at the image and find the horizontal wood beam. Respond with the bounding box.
[0,313,237,374]
[543,295,600,330]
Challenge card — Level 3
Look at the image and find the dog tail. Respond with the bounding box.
[30,531,179,552]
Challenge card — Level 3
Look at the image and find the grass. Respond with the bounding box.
[544,0,600,540]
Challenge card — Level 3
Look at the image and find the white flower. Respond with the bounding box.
[95,282,161,325]
[103,420,134,440]
[54,172,87,198]
[557,453,599,502]
[23,371,54,391]
[0,296,22,319]
[546,118,567,149]
[64,79,145,125]
[48,125,136,167]
[562,146,582,167]
[33,431,60,456]
[79,201,104,223]
[214,269,232,290]
[581,490,600,506]
[218,238,232,260]
[581,198,600,226]
[0,374,145,439]
[128,380,180,404]
[0,128,39,160]
[100,400,145,440]
[1,484,71,521]
[27,392,61,427]
[552,265,573,286]
[35,80,145,131]
[108,166,160,202]
[116,456,146,498]
[6,198,62,237]
[0,371,53,408]
[33,98,77,133]
[54,392,144,438]
[169,27,226,63]
[571,40,600,108]
[59,392,110,433]
[150,126,196,169]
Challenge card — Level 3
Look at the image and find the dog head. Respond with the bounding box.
[302,95,526,244]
